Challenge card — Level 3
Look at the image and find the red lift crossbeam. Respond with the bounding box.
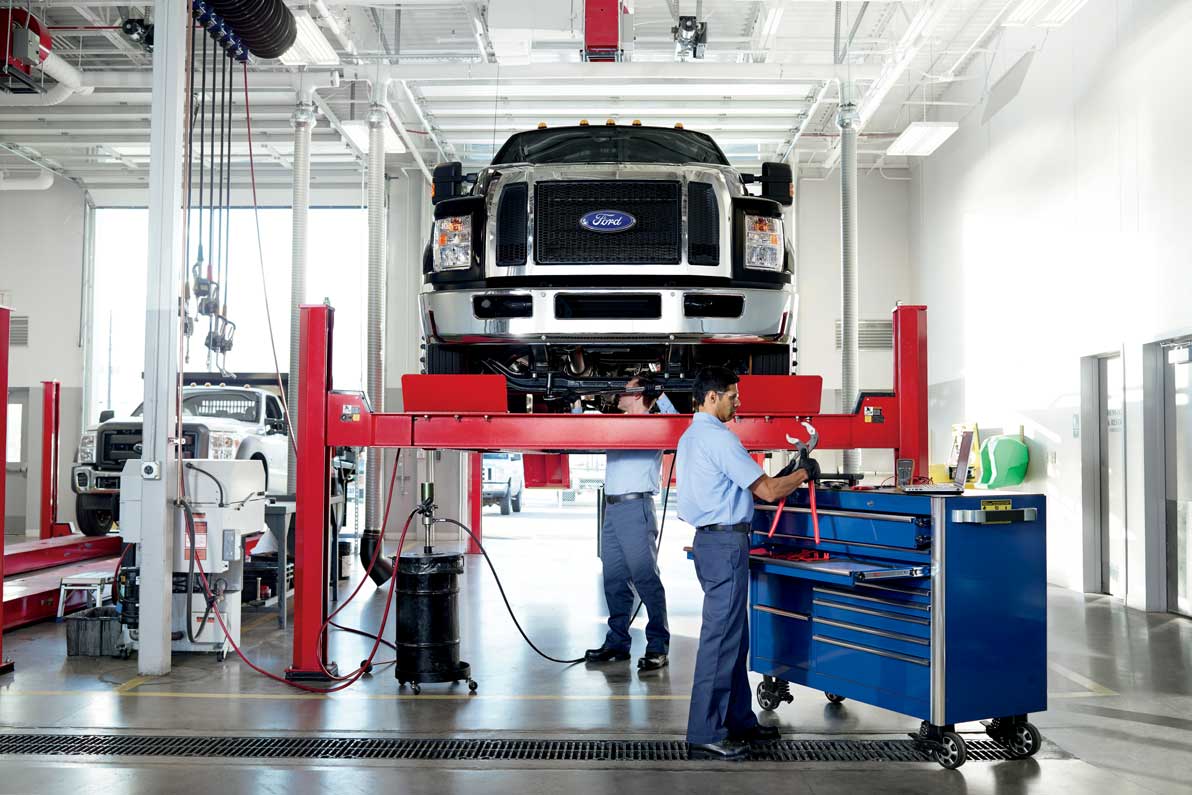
[288,303,929,678]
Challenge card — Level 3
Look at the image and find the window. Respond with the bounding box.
[6,403,21,463]
[265,396,283,422]
[90,207,368,423]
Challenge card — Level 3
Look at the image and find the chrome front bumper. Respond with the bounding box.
[72,465,121,495]
[421,286,793,344]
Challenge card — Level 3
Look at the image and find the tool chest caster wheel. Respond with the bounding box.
[935,732,967,770]
[824,692,846,704]
[411,683,421,695]
[756,676,792,711]
[1005,722,1041,758]
[468,679,478,693]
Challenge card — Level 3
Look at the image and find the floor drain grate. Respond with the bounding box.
[0,734,1032,763]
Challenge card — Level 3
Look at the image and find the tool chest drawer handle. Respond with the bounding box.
[812,598,931,625]
[754,604,809,621]
[853,566,931,582]
[951,508,1037,524]
[813,586,931,612]
[813,635,930,666]
[813,616,930,646]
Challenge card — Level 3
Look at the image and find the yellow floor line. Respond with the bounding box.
[115,676,152,694]
[1047,662,1117,697]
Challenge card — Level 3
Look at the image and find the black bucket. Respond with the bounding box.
[394,553,471,687]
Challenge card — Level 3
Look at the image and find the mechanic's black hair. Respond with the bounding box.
[629,371,661,410]
[692,366,739,407]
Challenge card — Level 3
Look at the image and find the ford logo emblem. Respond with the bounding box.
[579,210,636,233]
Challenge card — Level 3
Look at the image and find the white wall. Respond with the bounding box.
[908,1,1192,607]
[796,172,913,473]
[0,178,88,534]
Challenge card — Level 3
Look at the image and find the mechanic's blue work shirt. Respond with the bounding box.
[677,412,765,527]
[604,395,679,495]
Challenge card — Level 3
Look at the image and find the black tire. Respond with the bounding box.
[749,346,791,375]
[499,487,512,515]
[77,507,114,537]
[934,732,967,770]
[756,682,781,712]
[1005,722,1042,758]
[252,455,269,492]
[425,343,468,375]
[511,490,522,513]
[825,692,846,704]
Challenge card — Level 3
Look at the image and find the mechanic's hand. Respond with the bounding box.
[796,456,821,483]
[776,458,800,478]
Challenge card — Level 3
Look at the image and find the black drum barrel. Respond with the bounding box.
[395,553,466,682]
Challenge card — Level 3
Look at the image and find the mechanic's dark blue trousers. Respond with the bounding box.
[686,529,760,744]
[600,498,669,655]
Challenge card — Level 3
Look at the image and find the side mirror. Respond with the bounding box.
[432,162,465,205]
[761,162,794,206]
[98,410,115,423]
[266,417,287,435]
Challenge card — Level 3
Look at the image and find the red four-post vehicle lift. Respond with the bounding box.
[288,302,929,678]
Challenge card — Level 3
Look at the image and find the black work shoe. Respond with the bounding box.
[728,724,781,743]
[637,652,668,671]
[688,740,748,761]
[584,646,631,663]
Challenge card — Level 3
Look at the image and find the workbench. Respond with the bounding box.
[748,487,1047,769]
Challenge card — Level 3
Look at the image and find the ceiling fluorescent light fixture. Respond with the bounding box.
[1037,0,1090,27]
[1003,0,1051,26]
[339,119,406,154]
[279,10,340,66]
[886,121,959,157]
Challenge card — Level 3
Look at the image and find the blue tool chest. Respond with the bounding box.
[746,488,1047,768]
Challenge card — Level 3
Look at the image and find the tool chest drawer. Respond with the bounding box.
[749,554,931,588]
[811,635,930,703]
[811,593,931,640]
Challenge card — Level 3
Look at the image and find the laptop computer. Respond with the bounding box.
[902,431,973,494]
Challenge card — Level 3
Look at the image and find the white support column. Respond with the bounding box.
[137,0,188,675]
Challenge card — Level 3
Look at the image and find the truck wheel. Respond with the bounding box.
[425,344,468,375]
[500,488,512,515]
[511,490,522,513]
[750,347,791,375]
[77,508,114,537]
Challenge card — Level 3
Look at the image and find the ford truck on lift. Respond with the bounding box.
[419,121,796,411]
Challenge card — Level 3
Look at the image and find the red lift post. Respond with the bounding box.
[0,307,13,674]
[287,303,929,679]
[39,380,73,538]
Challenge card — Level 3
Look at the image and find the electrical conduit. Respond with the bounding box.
[362,102,392,585]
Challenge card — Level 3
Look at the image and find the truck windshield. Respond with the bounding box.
[132,391,260,423]
[492,126,729,166]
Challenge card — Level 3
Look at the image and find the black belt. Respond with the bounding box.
[697,522,752,533]
[605,491,650,504]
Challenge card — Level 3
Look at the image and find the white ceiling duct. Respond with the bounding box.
[0,170,54,191]
[0,51,93,107]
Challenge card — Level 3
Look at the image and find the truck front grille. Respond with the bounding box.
[97,426,202,469]
[534,180,681,266]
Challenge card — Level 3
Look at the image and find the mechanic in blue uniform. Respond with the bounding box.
[678,366,820,760]
[584,372,678,671]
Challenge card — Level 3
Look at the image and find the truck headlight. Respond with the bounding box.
[78,432,97,464]
[744,214,784,271]
[433,215,473,271]
[208,431,243,460]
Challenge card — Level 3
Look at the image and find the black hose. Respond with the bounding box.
[206,0,296,60]
[435,517,584,665]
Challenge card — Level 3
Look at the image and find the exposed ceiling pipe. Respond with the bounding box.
[837,79,860,475]
[378,80,432,183]
[0,170,54,190]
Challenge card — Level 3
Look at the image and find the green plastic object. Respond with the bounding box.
[977,436,1029,489]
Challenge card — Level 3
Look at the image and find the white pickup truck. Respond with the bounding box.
[71,386,289,536]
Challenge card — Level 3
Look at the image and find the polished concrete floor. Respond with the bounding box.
[2,494,1190,793]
